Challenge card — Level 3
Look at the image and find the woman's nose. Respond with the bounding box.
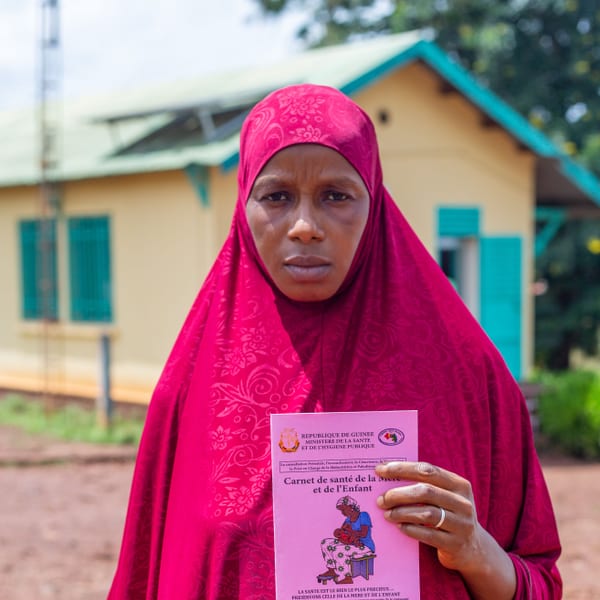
[287,204,324,242]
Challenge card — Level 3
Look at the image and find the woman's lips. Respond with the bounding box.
[284,256,331,282]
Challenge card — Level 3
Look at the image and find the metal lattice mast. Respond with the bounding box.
[38,0,61,404]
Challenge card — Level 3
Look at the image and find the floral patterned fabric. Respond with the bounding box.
[108,84,562,599]
[321,539,373,579]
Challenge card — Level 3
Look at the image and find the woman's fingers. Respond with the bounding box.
[377,481,473,519]
[375,462,476,515]
[376,461,473,498]
[383,501,449,526]
[375,461,475,520]
[374,461,484,572]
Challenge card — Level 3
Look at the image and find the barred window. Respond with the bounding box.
[68,216,112,322]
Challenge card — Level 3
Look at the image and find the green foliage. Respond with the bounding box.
[535,370,600,458]
[581,133,600,175]
[0,394,144,446]
[535,218,600,369]
[251,0,600,174]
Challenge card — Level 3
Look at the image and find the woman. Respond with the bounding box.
[319,496,376,585]
[108,84,561,599]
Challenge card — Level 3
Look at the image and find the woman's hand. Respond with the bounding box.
[375,461,480,571]
[375,461,516,600]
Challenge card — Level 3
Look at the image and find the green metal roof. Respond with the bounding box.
[1,31,599,206]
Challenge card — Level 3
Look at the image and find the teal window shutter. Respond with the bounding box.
[438,207,480,237]
[480,237,522,380]
[184,164,210,207]
[68,216,112,322]
[19,219,58,320]
[535,207,565,257]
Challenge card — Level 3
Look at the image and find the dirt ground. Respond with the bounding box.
[0,424,598,600]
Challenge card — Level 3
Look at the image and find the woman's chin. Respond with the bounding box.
[277,281,338,302]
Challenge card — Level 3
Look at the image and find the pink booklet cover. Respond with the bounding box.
[270,410,419,600]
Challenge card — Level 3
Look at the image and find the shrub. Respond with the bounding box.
[536,370,600,459]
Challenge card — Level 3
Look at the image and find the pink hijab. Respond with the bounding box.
[109,84,561,599]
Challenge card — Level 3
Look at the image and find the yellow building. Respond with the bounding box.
[1,32,599,404]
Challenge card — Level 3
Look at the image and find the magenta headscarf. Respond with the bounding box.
[108,84,561,599]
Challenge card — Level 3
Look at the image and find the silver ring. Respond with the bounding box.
[433,507,446,529]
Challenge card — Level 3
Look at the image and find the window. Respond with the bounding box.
[19,218,58,320]
[437,207,480,318]
[438,236,479,316]
[438,207,480,238]
[68,216,112,322]
[480,237,522,379]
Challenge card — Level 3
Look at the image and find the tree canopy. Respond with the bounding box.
[253,0,600,172]
[535,219,600,369]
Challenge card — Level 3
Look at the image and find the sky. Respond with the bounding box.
[0,0,305,110]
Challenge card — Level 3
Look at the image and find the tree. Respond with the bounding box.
[252,0,600,171]
[535,218,600,369]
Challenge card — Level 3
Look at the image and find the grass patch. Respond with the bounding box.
[0,394,144,446]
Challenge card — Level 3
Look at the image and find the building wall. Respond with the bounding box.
[0,64,537,403]
[0,170,236,402]
[0,185,39,390]
[212,167,238,247]
[354,64,536,376]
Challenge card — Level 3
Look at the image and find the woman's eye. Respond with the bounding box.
[324,190,350,202]
[262,191,290,203]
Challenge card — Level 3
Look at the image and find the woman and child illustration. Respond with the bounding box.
[318,496,376,585]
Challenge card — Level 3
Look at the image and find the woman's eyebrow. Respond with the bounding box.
[324,175,364,188]
[251,174,289,190]
[252,173,364,191]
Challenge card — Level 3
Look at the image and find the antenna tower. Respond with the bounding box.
[38,0,62,405]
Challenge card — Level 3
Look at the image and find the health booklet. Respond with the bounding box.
[270,410,419,600]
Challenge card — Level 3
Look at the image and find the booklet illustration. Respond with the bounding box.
[270,410,419,600]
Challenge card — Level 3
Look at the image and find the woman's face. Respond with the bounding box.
[246,144,370,302]
[338,504,359,520]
